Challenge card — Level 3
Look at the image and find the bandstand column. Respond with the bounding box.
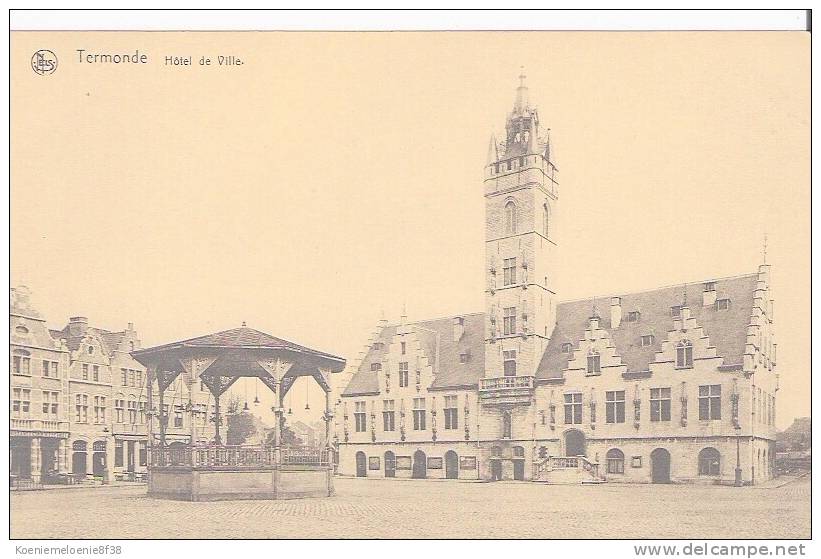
[146,366,155,465]
[213,377,222,446]
[158,386,167,447]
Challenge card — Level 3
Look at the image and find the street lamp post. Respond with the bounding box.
[735,424,743,487]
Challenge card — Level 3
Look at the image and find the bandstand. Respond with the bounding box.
[131,325,345,501]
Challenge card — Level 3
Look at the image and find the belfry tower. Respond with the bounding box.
[483,70,559,382]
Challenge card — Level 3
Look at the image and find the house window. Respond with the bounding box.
[502,257,517,286]
[371,362,382,372]
[444,395,458,429]
[136,371,143,387]
[504,201,517,234]
[354,401,367,432]
[75,394,88,423]
[501,411,513,439]
[459,352,469,364]
[716,298,731,311]
[561,342,573,354]
[698,385,722,420]
[503,306,517,335]
[398,362,409,387]
[605,390,626,423]
[88,345,94,355]
[42,391,59,416]
[698,447,721,476]
[564,393,582,424]
[115,440,124,468]
[606,448,625,474]
[704,282,716,292]
[640,334,655,347]
[93,365,100,382]
[587,350,601,374]
[139,442,147,466]
[382,400,395,431]
[138,401,146,424]
[42,360,59,378]
[174,410,183,428]
[412,398,426,430]
[115,399,125,423]
[676,340,694,368]
[400,341,406,355]
[12,354,31,376]
[128,400,137,424]
[503,350,517,376]
[625,311,640,322]
[12,388,31,417]
[671,305,682,318]
[128,369,135,386]
[93,396,106,424]
[650,388,671,422]
[82,364,89,380]
[372,341,384,350]
[121,369,128,386]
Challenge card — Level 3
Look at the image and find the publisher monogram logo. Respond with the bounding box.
[31,50,58,75]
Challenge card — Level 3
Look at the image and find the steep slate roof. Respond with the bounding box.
[536,273,758,380]
[342,313,485,396]
[342,274,758,396]
[51,325,119,354]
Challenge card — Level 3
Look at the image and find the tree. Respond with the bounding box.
[225,395,257,445]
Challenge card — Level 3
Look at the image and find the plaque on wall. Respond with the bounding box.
[631,456,642,468]
[427,457,443,469]
[396,456,412,470]
[460,456,477,469]
[369,456,381,470]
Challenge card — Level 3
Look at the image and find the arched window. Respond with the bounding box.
[698,447,720,476]
[543,203,550,238]
[676,340,693,368]
[587,349,601,374]
[504,201,517,235]
[606,448,625,474]
[490,445,502,458]
[512,445,525,458]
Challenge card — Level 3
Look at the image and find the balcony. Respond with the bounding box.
[10,418,70,436]
[479,375,535,406]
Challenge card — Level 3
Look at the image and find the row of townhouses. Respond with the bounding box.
[10,286,218,484]
[333,76,779,485]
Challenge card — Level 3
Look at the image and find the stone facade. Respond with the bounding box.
[336,76,779,485]
[9,287,220,483]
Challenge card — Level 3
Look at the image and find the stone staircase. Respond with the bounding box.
[533,456,605,485]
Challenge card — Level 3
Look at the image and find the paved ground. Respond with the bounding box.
[10,476,810,539]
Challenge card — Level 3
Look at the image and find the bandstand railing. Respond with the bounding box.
[150,445,330,469]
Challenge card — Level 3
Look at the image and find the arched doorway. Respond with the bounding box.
[564,429,586,456]
[697,447,720,476]
[651,448,671,484]
[72,440,87,477]
[445,450,459,479]
[384,451,396,478]
[412,450,427,479]
[92,441,107,477]
[355,451,367,477]
[512,446,525,480]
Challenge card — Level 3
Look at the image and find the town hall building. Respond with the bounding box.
[335,75,778,485]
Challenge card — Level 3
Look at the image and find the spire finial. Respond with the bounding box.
[763,232,768,264]
[241,321,247,327]
[514,66,529,112]
[518,66,526,87]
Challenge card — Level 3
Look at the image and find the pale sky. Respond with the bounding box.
[11,31,809,428]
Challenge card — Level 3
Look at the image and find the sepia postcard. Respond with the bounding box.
[7,9,813,547]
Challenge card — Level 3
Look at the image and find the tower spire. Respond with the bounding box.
[514,66,529,112]
[763,233,768,264]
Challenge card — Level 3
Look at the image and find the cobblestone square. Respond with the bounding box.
[10,476,810,539]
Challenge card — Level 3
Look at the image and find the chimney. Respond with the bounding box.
[702,281,717,307]
[453,316,465,342]
[68,316,88,337]
[610,297,622,328]
[588,315,600,331]
[127,322,134,331]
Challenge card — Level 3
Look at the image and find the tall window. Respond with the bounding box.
[354,401,367,432]
[121,369,128,386]
[398,362,409,387]
[115,440,124,467]
[650,388,671,422]
[12,354,31,376]
[400,342,406,355]
[412,397,426,430]
[587,349,601,374]
[174,410,183,428]
[676,340,693,368]
[12,388,31,417]
[115,398,125,423]
[564,393,582,424]
[42,391,59,417]
[698,385,722,420]
[543,203,550,237]
[136,371,143,387]
[671,305,682,318]
[444,395,458,429]
[128,400,137,424]
[42,360,59,378]
[698,447,721,476]
[503,306,517,335]
[502,257,517,286]
[93,396,106,424]
[605,390,626,423]
[382,400,395,431]
[370,362,381,372]
[75,394,88,423]
[606,448,625,474]
[93,365,100,382]
[138,401,146,424]
[82,364,89,380]
[504,201,517,234]
[503,350,517,376]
